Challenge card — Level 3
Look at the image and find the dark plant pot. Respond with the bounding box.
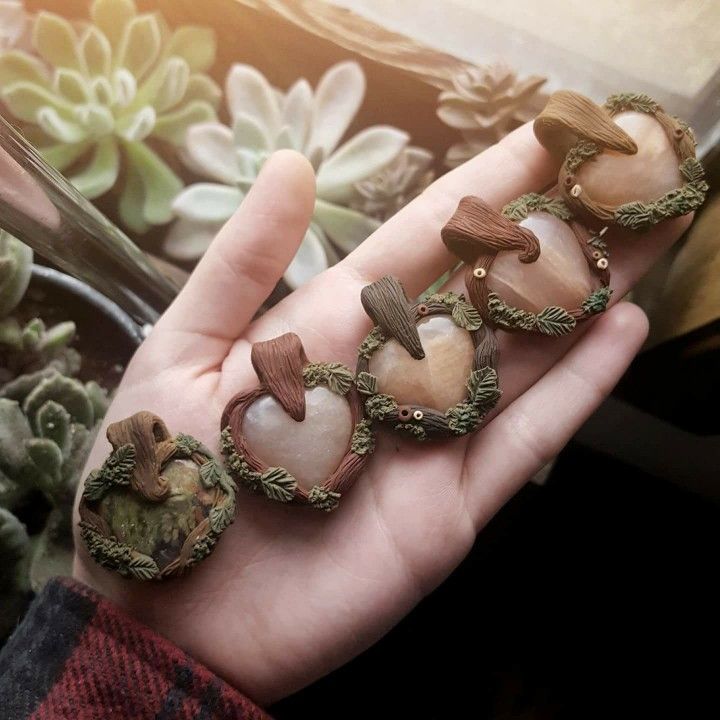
[23,264,144,388]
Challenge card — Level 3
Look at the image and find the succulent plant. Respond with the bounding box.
[0,0,30,52]
[438,64,546,168]
[166,61,427,288]
[0,238,110,634]
[0,0,221,233]
[0,229,32,317]
[350,147,435,222]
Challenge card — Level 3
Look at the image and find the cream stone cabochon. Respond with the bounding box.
[576,111,684,206]
[487,211,599,314]
[242,386,353,492]
[369,315,475,412]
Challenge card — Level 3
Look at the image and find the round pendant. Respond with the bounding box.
[78,412,235,581]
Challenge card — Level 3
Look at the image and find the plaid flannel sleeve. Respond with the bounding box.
[0,577,270,720]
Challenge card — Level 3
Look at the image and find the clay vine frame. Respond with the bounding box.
[221,333,373,512]
[78,412,236,581]
[537,91,707,230]
[356,277,501,441]
[442,193,612,337]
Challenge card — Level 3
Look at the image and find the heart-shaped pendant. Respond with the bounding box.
[356,276,500,441]
[78,412,235,581]
[442,194,611,336]
[533,90,707,230]
[221,333,372,511]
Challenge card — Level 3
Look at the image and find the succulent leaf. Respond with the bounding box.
[23,372,94,430]
[0,398,33,475]
[0,231,33,318]
[36,400,72,458]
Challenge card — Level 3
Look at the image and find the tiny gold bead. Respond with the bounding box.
[413,410,424,421]
[473,267,487,279]
[570,184,583,198]
[597,258,609,270]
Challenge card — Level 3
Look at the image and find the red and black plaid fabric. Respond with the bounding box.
[0,577,269,720]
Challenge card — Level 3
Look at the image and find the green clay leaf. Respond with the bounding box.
[535,306,577,336]
[503,193,572,222]
[83,443,135,501]
[174,433,200,457]
[451,299,482,331]
[358,326,385,359]
[581,286,612,315]
[127,553,160,581]
[209,500,234,534]
[303,362,354,395]
[467,367,501,407]
[355,371,378,396]
[260,467,296,503]
[199,459,221,488]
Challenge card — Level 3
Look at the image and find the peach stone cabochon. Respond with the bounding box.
[242,386,354,492]
[369,315,475,412]
[487,211,600,314]
[575,111,683,206]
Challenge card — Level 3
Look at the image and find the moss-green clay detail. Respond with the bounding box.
[82,443,135,502]
[451,300,483,331]
[467,367,502,407]
[358,326,386,360]
[221,426,261,491]
[564,140,601,174]
[174,433,201,457]
[604,93,659,115]
[364,393,398,421]
[259,467,296,503]
[394,422,427,441]
[503,193,573,222]
[581,287,613,315]
[427,291,463,306]
[355,371,378,396]
[351,420,375,455]
[488,293,577,336]
[307,486,341,512]
[303,362,354,395]
[79,522,160,580]
[445,402,481,436]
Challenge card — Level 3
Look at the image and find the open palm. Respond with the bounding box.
[73,125,689,705]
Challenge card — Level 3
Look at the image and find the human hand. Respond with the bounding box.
[73,125,690,704]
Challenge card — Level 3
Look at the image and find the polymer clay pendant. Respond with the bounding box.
[534,91,707,230]
[356,275,501,440]
[442,194,611,336]
[221,333,373,511]
[78,412,236,580]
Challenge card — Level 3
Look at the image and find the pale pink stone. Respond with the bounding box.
[243,386,353,492]
[575,111,683,206]
[486,211,599,314]
[369,315,474,412]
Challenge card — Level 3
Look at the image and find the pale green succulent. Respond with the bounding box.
[0,229,32,318]
[0,0,221,232]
